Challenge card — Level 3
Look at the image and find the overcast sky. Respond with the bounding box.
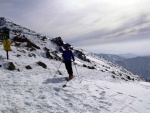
[1,0,150,55]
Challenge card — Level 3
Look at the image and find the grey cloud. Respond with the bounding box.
[71,13,150,46]
[1,0,150,53]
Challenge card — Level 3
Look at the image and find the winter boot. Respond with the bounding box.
[69,75,74,80]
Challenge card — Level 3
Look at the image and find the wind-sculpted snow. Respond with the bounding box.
[0,17,149,113]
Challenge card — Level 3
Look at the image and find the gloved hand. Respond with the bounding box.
[73,59,75,62]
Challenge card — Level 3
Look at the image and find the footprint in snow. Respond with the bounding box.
[99,91,106,100]
[38,95,46,99]
[128,95,136,98]
[53,87,60,92]
[99,100,112,106]
[100,91,106,96]
[117,92,124,95]
[24,102,32,106]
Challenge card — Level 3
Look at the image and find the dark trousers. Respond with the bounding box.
[64,61,73,75]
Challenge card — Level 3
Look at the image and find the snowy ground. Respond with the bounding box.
[0,18,150,113]
[0,56,150,113]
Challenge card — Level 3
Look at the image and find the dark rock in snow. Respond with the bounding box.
[7,62,15,71]
[37,61,47,69]
[28,53,36,58]
[74,50,91,63]
[41,36,47,41]
[88,66,95,69]
[17,54,21,57]
[25,65,32,69]
[51,37,64,46]
[12,35,40,50]
[46,50,53,59]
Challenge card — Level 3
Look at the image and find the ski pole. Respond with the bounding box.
[74,62,79,78]
[54,62,62,77]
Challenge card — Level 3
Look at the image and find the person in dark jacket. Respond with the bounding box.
[62,45,75,80]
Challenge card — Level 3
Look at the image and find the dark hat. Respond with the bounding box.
[64,44,69,49]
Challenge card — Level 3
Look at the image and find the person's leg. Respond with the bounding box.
[67,61,74,79]
[68,61,73,75]
[65,61,73,79]
[65,61,70,74]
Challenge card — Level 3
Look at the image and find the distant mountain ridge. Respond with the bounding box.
[146,55,150,58]
[118,53,138,58]
[117,57,150,80]
[98,53,150,80]
[97,53,125,62]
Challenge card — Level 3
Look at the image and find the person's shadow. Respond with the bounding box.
[43,77,66,84]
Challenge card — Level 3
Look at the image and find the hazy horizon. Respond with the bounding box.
[95,52,150,57]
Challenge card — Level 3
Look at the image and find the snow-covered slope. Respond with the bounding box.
[0,17,150,113]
